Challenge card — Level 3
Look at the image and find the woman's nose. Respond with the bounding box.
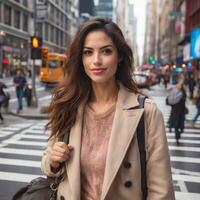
[93,53,101,65]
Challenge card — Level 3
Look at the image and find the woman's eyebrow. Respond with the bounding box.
[83,45,113,50]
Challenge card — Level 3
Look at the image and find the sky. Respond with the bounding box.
[131,0,147,63]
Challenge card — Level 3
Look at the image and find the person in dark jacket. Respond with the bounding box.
[168,77,186,144]
[0,81,7,121]
[13,68,27,113]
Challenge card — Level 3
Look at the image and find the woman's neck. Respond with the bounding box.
[90,81,119,104]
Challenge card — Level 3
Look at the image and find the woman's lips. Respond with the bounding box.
[91,68,107,75]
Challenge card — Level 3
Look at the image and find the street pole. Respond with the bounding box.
[32,0,38,107]
[0,31,6,77]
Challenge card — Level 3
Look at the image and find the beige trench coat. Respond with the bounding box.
[41,83,175,200]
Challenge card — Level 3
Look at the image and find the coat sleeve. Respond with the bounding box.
[145,100,175,200]
[41,137,65,177]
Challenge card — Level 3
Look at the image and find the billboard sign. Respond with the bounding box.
[190,28,200,59]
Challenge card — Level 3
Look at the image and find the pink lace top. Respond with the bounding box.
[80,104,116,200]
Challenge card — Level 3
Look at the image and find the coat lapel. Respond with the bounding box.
[66,103,85,200]
[101,84,144,200]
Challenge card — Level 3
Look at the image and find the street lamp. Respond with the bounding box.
[0,31,6,77]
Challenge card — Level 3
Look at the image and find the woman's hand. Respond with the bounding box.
[50,142,73,170]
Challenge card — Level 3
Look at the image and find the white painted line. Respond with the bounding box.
[172,168,200,176]
[166,129,200,133]
[1,127,20,131]
[169,146,200,152]
[0,158,41,167]
[2,140,47,147]
[0,171,45,183]
[0,148,43,156]
[175,192,200,200]
[167,138,200,144]
[167,133,200,138]
[0,130,13,134]
[21,135,47,140]
[170,156,200,164]
[0,132,13,138]
[25,130,45,134]
[173,174,200,183]
[10,123,32,127]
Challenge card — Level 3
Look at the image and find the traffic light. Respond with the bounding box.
[42,47,48,60]
[30,36,42,59]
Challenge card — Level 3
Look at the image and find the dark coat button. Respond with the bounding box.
[124,161,131,168]
[124,180,132,188]
[60,196,65,200]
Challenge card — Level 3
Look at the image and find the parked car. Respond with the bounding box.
[132,72,152,89]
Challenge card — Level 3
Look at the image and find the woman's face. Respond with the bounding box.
[82,30,119,85]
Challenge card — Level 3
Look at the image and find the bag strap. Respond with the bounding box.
[137,95,147,200]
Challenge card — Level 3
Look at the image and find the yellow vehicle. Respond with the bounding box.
[40,49,67,84]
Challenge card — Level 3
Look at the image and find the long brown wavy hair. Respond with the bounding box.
[46,17,139,138]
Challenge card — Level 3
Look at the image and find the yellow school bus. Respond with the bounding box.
[40,49,67,84]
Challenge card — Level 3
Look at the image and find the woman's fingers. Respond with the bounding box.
[50,142,74,164]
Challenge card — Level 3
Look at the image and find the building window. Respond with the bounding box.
[23,13,28,31]
[56,28,59,45]
[22,0,28,7]
[0,2,1,23]
[45,23,49,41]
[14,10,20,29]
[38,23,43,38]
[4,5,12,26]
[51,26,54,42]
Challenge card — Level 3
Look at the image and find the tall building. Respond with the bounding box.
[0,0,34,76]
[36,0,79,54]
[96,0,113,20]
[79,0,95,23]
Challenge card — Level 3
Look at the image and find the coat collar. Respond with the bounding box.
[66,83,144,200]
[101,83,144,199]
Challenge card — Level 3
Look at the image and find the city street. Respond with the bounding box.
[0,84,200,200]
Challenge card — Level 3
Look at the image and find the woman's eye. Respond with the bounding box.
[83,50,92,56]
[102,49,112,55]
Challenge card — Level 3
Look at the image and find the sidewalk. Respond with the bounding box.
[8,99,50,120]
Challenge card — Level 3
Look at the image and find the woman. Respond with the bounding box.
[168,76,186,144]
[41,18,174,200]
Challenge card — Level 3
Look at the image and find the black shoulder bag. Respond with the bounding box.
[137,95,147,200]
[12,132,70,200]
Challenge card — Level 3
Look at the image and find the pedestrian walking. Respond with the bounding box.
[41,18,174,200]
[192,82,200,126]
[0,81,8,122]
[13,68,27,113]
[24,85,32,107]
[187,73,196,99]
[167,76,187,144]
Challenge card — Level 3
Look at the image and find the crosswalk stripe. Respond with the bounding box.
[24,130,45,134]
[0,171,45,183]
[0,132,14,138]
[0,148,43,156]
[1,127,20,131]
[167,138,200,144]
[0,158,41,167]
[167,133,200,138]
[173,174,200,183]
[170,156,200,163]
[175,191,200,200]
[21,135,47,140]
[169,146,200,152]
[2,140,47,147]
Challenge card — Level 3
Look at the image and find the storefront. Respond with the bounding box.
[1,34,28,76]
